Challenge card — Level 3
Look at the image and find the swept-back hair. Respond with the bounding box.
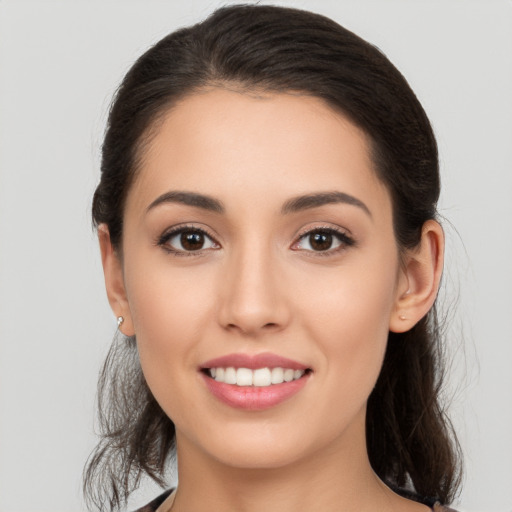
[85,4,461,510]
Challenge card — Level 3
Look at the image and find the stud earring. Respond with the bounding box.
[399,314,407,321]
[117,316,124,328]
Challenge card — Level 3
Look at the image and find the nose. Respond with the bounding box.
[217,242,291,336]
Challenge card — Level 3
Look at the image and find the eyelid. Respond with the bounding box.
[291,224,355,254]
[295,223,353,240]
[155,223,354,256]
[156,224,221,255]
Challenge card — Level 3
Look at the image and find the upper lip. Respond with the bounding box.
[200,352,310,371]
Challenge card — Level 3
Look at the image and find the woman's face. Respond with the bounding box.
[118,88,407,469]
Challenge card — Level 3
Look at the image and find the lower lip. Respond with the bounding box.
[202,373,310,410]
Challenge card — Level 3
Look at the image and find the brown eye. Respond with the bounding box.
[181,231,205,251]
[292,228,354,254]
[160,228,219,254]
[309,232,333,251]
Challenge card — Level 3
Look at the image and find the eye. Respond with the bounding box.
[292,227,354,253]
[158,227,220,255]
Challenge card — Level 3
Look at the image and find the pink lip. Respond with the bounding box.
[200,352,309,371]
[199,352,311,411]
[201,373,310,411]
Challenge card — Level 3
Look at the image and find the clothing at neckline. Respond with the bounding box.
[132,488,458,512]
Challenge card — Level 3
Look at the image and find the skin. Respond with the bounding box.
[100,88,444,512]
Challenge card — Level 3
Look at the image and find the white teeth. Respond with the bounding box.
[208,366,306,386]
[224,367,237,385]
[271,367,284,384]
[236,367,253,386]
[283,369,294,382]
[253,368,272,387]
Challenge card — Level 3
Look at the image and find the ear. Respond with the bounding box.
[389,220,444,333]
[98,224,135,336]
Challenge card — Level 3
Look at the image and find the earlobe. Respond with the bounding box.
[389,220,444,333]
[98,224,135,336]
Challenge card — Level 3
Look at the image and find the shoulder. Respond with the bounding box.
[132,489,174,512]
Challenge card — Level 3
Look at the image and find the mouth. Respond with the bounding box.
[199,353,312,410]
[202,366,311,387]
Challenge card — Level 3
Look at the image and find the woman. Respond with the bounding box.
[84,5,461,511]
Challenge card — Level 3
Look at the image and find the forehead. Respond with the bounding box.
[127,88,390,216]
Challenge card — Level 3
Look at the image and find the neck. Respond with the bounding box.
[170,411,408,512]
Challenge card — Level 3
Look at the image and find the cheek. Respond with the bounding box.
[296,256,398,400]
[297,252,398,337]
[123,255,217,387]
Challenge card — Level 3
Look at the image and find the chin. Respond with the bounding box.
[211,438,311,470]
[180,413,355,472]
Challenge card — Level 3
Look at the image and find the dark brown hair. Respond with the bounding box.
[85,4,461,510]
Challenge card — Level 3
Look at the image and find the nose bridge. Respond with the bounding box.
[218,234,289,335]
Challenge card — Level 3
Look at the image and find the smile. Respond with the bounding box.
[200,353,312,410]
[207,367,307,387]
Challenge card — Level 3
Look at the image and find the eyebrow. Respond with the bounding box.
[146,191,225,214]
[146,190,371,218]
[281,191,372,217]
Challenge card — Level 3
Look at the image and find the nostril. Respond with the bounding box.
[218,294,291,335]
[225,321,279,332]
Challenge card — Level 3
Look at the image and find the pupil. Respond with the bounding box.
[310,232,332,251]
[181,231,204,251]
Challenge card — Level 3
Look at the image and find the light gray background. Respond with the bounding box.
[0,1,510,511]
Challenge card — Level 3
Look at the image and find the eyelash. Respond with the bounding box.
[156,224,219,257]
[156,225,355,257]
[292,226,355,256]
